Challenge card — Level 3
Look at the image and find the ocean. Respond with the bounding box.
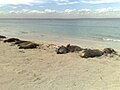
[0,18,120,49]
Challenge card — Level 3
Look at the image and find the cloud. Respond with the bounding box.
[54,0,80,5]
[64,9,78,14]
[95,7,120,13]
[82,0,120,4]
[8,8,91,15]
[9,9,30,14]
[1,7,120,18]
[0,0,46,5]
[44,9,56,13]
[0,0,80,5]
[64,9,92,14]
[6,7,120,14]
[8,9,57,14]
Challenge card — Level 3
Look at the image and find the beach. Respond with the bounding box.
[0,37,120,90]
[1,0,120,89]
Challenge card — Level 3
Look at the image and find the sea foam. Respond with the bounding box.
[103,38,120,42]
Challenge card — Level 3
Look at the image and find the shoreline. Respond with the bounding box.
[2,33,120,50]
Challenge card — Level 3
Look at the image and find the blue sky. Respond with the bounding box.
[1,0,120,18]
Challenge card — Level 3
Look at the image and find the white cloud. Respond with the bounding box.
[28,10,44,13]
[44,9,56,13]
[78,9,91,12]
[64,9,92,14]
[1,7,120,18]
[64,8,120,17]
[54,0,80,5]
[82,0,120,4]
[95,7,113,13]
[64,9,77,14]
[9,9,29,14]
[0,0,80,5]
[0,0,47,5]
[7,7,120,14]
[95,7,120,13]
[8,9,57,14]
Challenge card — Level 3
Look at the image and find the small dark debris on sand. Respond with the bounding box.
[19,50,25,53]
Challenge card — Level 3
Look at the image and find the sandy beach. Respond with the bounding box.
[0,37,120,90]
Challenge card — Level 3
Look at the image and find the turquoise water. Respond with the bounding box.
[0,18,120,48]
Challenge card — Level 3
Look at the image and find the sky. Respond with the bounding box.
[1,0,120,18]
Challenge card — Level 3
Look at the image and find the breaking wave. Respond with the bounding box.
[103,38,120,42]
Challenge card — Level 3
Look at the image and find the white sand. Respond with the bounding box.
[0,41,120,90]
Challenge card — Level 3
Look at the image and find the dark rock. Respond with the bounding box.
[19,42,39,49]
[4,38,20,43]
[80,49,104,58]
[0,35,6,39]
[66,44,82,52]
[103,48,116,55]
[57,46,68,54]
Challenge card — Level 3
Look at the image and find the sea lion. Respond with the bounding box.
[0,35,6,39]
[103,48,117,55]
[80,49,104,58]
[4,38,20,42]
[57,45,68,54]
[14,40,30,45]
[66,44,82,52]
[19,42,39,49]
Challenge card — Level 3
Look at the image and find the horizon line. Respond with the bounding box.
[0,17,120,20]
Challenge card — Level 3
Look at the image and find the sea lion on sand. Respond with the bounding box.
[57,46,68,54]
[18,42,39,49]
[80,49,104,58]
[66,44,82,52]
[4,38,20,43]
